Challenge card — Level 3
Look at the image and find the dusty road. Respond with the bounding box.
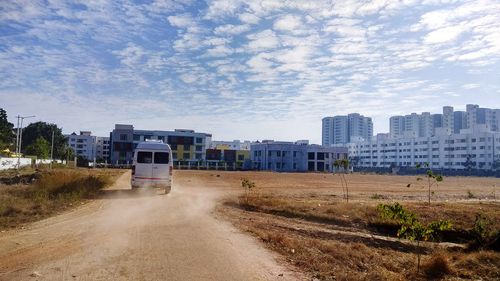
[0,171,304,281]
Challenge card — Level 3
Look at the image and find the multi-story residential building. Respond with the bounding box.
[347,126,500,171]
[453,111,467,133]
[95,137,110,161]
[109,124,212,165]
[442,106,454,132]
[322,113,373,146]
[66,131,95,160]
[251,140,348,172]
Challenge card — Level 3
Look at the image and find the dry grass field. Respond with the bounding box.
[174,170,500,281]
[0,167,124,230]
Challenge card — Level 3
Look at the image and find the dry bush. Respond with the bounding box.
[422,252,452,279]
[0,168,122,229]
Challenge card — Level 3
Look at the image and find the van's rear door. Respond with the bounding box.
[136,151,153,180]
[152,151,170,181]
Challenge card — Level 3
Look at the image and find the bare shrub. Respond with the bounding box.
[423,253,452,279]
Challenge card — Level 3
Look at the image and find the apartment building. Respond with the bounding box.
[95,137,110,160]
[66,131,95,160]
[322,113,373,146]
[348,126,500,170]
[251,140,348,172]
[109,124,212,165]
[390,105,500,139]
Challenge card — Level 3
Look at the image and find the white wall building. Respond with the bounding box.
[66,131,110,162]
[347,127,500,171]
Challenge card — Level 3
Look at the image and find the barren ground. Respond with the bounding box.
[0,171,305,281]
[0,170,499,281]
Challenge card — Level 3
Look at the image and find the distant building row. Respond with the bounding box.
[343,126,500,171]
[322,104,500,146]
[390,105,500,139]
[65,125,346,172]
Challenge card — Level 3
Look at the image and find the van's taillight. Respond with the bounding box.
[169,166,172,176]
[131,165,135,175]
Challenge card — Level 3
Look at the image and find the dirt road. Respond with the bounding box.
[0,171,304,281]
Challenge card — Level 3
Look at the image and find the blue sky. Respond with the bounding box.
[1,0,500,144]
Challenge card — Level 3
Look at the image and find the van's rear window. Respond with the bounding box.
[154,152,169,164]
[137,151,153,163]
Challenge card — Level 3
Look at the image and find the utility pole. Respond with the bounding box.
[15,116,20,154]
[50,130,55,169]
[16,115,35,171]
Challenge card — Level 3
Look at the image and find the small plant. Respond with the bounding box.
[370,193,386,200]
[333,159,350,203]
[241,178,256,204]
[470,213,498,250]
[467,190,475,199]
[409,163,443,204]
[377,203,452,273]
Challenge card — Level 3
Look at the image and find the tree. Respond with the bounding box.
[334,159,350,203]
[378,203,452,273]
[0,108,14,150]
[25,137,50,158]
[241,178,256,205]
[21,121,68,159]
[411,163,443,204]
[463,155,476,171]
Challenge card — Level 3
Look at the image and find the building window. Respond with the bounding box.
[172,152,177,159]
[308,161,315,171]
[133,134,140,141]
[293,163,297,169]
[276,162,281,169]
[195,145,203,152]
[277,151,281,157]
[238,155,244,161]
[268,150,272,157]
[196,137,203,143]
[183,152,190,159]
[170,144,177,150]
[195,153,202,159]
[293,151,297,157]
[120,134,128,141]
[184,144,190,150]
[317,153,325,160]
[308,152,315,160]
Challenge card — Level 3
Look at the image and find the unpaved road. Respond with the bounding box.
[0,171,304,281]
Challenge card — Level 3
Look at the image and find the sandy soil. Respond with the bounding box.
[0,171,305,281]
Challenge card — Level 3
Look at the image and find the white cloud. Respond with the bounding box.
[112,44,146,67]
[167,13,195,28]
[246,29,280,51]
[214,24,251,35]
[273,14,302,31]
[239,12,260,24]
[424,25,466,44]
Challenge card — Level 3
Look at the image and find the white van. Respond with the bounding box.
[131,141,172,193]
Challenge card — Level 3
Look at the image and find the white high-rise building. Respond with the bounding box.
[322,113,373,146]
[443,106,454,132]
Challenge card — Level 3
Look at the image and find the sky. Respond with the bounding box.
[1,0,500,144]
